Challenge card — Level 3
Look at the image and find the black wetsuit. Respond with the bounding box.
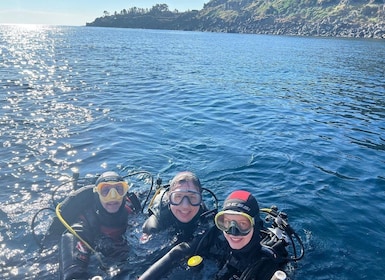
[60,196,134,280]
[139,225,288,280]
[142,202,208,242]
[138,201,216,279]
[212,228,286,280]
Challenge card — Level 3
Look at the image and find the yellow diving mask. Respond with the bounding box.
[94,181,129,203]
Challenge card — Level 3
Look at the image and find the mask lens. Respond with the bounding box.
[96,182,128,197]
[215,211,254,236]
[169,191,202,206]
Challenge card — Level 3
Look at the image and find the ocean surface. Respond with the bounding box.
[0,24,384,280]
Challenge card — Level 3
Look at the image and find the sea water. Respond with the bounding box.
[0,25,384,279]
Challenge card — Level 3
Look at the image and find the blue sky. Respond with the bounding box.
[0,0,208,26]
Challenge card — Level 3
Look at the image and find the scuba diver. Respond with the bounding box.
[32,169,217,279]
[209,190,288,279]
[139,190,304,280]
[137,171,218,277]
[141,171,215,244]
[59,171,138,280]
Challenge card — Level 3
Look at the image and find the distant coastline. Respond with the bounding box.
[86,1,385,39]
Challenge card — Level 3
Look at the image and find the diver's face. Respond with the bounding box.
[94,181,128,213]
[169,182,201,223]
[100,187,124,213]
[101,195,123,213]
[223,214,254,250]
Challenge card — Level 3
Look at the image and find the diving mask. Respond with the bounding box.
[215,210,254,236]
[94,181,129,203]
[169,190,202,206]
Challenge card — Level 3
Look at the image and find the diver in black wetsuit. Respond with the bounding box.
[140,171,212,244]
[59,171,137,280]
[208,190,287,280]
[139,190,293,280]
[136,171,218,278]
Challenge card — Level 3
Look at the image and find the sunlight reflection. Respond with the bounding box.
[10,24,47,31]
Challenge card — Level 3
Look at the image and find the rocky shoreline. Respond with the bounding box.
[86,2,385,40]
[199,18,385,39]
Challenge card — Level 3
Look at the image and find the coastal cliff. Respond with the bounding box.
[86,0,385,39]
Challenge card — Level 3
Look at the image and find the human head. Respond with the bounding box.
[168,171,202,223]
[93,171,129,213]
[215,190,261,250]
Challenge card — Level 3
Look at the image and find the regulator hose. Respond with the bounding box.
[55,202,107,269]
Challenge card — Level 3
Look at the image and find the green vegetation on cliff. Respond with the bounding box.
[86,0,385,38]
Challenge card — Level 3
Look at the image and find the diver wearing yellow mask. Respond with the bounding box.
[94,174,129,213]
[60,171,134,280]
